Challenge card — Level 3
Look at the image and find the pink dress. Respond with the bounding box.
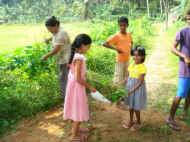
[63,53,89,122]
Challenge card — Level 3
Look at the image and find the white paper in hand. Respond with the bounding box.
[90,91,111,104]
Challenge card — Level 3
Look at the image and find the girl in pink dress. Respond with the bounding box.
[64,34,96,142]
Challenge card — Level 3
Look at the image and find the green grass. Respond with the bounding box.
[0,24,47,53]
[0,22,92,53]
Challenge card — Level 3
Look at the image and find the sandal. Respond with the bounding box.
[166,118,179,126]
[166,119,181,131]
[122,121,134,129]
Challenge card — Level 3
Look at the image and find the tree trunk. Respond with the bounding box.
[160,0,163,16]
[84,0,89,20]
[163,0,169,29]
[146,0,150,17]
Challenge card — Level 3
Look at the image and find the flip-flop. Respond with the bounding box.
[167,123,181,131]
[122,121,134,129]
[166,119,181,131]
[166,119,179,127]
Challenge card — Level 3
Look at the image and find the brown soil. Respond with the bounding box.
[1,102,190,142]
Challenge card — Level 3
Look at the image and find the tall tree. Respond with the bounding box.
[160,0,163,16]
[146,0,150,17]
[163,0,169,29]
[84,0,89,20]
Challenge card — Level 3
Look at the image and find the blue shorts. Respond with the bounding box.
[177,77,190,98]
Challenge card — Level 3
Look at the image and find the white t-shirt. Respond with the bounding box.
[52,27,71,64]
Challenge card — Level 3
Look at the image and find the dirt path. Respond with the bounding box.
[146,26,180,110]
[1,25,190,142]
[1,102,190,142]
[146,28,176,84]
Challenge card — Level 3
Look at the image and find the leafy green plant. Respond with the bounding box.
[0,42,60,135]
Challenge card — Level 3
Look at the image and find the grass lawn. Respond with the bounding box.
[0,22,91,53]
[0,24,47,53]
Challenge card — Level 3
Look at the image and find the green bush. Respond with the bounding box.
[87,45,116,75]
[0,43,61,135]
[87,71,126,102]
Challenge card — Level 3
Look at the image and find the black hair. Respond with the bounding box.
[131,46,146,63]
[118,16,129,25]
[69,34,92,64]
[45,16,60,27]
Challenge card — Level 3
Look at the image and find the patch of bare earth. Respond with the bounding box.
[1,102,190,142]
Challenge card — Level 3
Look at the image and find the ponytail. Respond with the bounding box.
[69,34,92,64]
[69,45,76,64]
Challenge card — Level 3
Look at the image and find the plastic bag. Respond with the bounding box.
[90,91,111,104]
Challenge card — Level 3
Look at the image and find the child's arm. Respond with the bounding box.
[172,39,190,64]
[41,45,61,61]
[102,42,123,53]
[44,37,52,44]
[75,59,96,92]
[128,74,145,95]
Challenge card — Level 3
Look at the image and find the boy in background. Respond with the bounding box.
[103,16,133,85]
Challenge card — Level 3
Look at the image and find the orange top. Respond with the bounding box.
[106,32,132,62]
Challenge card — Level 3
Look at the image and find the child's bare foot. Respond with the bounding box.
[122,121,134,129]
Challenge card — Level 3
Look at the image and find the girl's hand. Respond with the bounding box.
[89,86,96,93]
